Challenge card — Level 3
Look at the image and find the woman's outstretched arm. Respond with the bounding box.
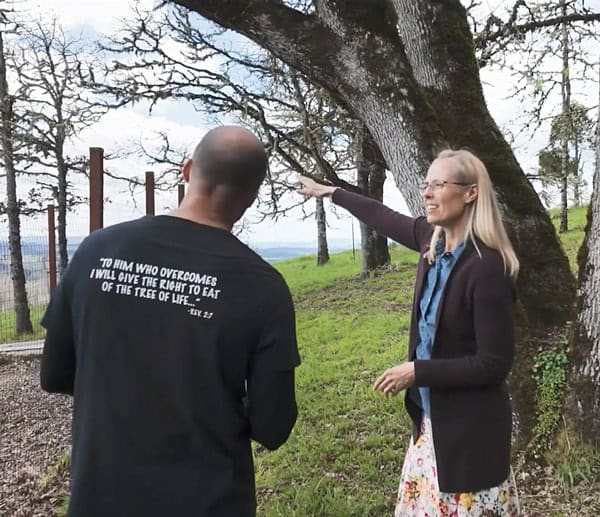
[297,175,431,252]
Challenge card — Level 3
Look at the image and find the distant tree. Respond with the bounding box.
[558,0,573,232]
[475,0,599,218]
[537,102,594,231]
[550,102,594,206]
[354,124,390,277]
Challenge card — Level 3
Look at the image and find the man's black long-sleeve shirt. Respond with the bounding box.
[41,215,300,517]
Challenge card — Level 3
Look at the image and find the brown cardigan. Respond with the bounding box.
[332,188,516,493]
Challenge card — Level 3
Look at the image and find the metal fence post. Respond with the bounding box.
[145,171,155,216]
[48,204,57,293]
[89,147,104,232]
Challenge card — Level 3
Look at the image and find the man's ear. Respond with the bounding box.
[182,158,192,183]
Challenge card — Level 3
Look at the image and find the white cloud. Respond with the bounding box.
[21,0,156,34]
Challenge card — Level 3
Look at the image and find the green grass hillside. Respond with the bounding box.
[252,206,590,515]
[255,246,418,516]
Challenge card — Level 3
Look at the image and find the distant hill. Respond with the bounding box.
[0,236,354,265]
[0,236,84,258]
[252,243,354,263]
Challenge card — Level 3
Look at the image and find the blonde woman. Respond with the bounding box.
[298,149,521,516]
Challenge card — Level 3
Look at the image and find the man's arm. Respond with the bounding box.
[40,279,75,395]
[247,275,300,450]
[246,369,297,450]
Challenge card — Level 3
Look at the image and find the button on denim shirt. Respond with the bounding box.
[415,239,466,416]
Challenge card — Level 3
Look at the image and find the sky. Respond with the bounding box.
[4,0,598,246]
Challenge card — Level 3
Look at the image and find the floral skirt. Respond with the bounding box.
[395,416,521,516]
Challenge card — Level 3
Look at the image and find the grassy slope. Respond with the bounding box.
[254,206,591,516]
[256,246,418,516]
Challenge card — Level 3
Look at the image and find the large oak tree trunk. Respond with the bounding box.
[0,32,33,335]
[568,78,600,442]
[174,0,577,445]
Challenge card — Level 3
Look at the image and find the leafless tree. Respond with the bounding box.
[0,11,32,334]
[12,18,106,274]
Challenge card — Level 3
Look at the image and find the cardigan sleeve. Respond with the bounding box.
[413,259,515,388]
[331,189,431,252]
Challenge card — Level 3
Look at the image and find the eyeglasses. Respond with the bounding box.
[418,180,471,193]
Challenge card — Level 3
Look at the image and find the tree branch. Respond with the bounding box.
[475,12,600,49]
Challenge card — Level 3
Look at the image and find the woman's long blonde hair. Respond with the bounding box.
[425,149,520,280]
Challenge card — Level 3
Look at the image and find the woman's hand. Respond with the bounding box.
[296,175,337,198]
[373,362,416,396]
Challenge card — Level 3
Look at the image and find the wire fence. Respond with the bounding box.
[0,209,89,344]
[0,159,183,346]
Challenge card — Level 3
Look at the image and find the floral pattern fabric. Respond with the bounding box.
[395,416,520,516]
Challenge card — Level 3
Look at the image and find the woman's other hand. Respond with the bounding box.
[296,175,337,198]
[373,362,416,396]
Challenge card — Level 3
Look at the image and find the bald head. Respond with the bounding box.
[190,126,267,192]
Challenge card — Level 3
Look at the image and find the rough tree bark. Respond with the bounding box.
[355,124,390,277]
[0,32,33,335]
[172,0,578,445]
[568,75,600,443]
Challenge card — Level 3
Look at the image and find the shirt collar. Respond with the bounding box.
[435,238,466,260]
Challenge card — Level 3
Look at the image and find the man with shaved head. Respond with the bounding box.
[41,126,300,517]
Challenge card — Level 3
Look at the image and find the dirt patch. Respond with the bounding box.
[0,356,71,516]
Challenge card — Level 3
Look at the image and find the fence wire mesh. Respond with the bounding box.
[0,209,89,345]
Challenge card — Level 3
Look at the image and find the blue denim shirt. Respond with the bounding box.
[415,239,466,415]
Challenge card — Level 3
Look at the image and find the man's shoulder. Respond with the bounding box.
[80,217,150,245]
[232,246,291,299]
[243,250,289,291]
